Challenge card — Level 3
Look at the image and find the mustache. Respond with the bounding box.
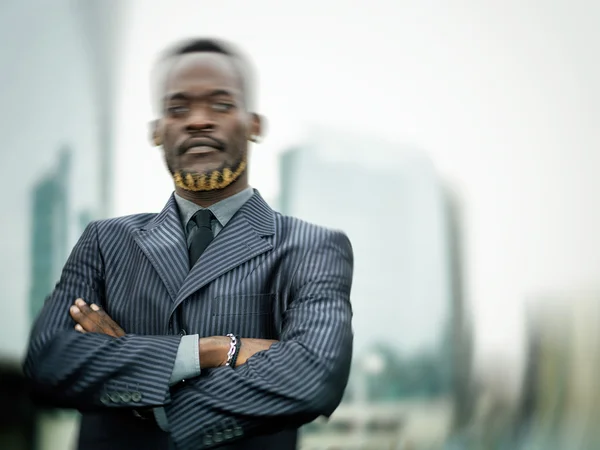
[178,136,225,155]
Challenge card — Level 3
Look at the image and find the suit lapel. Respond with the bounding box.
[131,195,189,302]
[172,191,276,312]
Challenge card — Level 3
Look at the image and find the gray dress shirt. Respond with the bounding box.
[154,187,255,430]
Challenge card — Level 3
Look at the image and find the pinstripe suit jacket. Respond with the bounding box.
[24,191,354,450]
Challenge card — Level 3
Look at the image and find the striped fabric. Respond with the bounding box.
[23,190,354,450]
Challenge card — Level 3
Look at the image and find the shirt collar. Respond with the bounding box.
[174,187,254,229]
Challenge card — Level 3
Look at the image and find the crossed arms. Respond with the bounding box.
[69,299,277,370]
[23,222,354,448]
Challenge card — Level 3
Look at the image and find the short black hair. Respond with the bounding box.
[152,38,255,112]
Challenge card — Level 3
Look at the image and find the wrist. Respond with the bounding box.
[199,336,229,369]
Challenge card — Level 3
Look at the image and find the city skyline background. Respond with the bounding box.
[277,129,453,357]
[0,0,121,358]
[2,0,600,447]
[2,0,599,390]
[111,0,600,386]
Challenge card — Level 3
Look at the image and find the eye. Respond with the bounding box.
[167,105,189,115]
[211,102,234,112]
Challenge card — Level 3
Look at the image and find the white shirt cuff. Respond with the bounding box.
[169,334,201,385]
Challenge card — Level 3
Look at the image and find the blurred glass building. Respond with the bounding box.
[278,127,471,449]
[1,1,126,448]
[517,294,600,450]
[29,149,71,322]
[0,0,125,356]
[452,293,600,450]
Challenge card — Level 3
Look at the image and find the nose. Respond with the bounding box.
[185,106,215,133]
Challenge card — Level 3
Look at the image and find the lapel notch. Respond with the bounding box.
[132,195,189,302]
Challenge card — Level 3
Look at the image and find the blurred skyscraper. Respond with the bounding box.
[513,294,600,450]
[29,149,71,322]
[444,187,475,429]
[74,0,129,218]
[279,127,467,447]
[279,127,455,364]
[1,1,127,448]
[0,0,126,356]
[23,1,127,322]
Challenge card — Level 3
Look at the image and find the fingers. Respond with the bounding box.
[69,298,126,337]
[70,299,101,333]
[87,303,126,337]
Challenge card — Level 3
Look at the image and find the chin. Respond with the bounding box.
[173,159,247,192]
[185,162,222,175]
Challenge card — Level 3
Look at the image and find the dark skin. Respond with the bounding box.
[69,52,275,369]
[153,52,262,207]
[70,299,276,368]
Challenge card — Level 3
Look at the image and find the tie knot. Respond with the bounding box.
[190,209,214,229]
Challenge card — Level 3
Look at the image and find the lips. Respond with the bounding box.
[181,137,224,154]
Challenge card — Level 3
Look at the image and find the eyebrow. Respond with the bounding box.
[164,89,236,103]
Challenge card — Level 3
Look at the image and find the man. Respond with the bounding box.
[23,38,354,450]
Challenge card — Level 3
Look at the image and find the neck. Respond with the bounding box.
[175,177,249,208]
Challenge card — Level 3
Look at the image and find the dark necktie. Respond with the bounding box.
[188,209,214,267]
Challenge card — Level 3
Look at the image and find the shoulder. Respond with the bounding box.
[87,213,158,237]
[275,214,354,289]
[274,212,352,253]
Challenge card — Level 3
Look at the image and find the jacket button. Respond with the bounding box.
[120,392,132,403]
[203,435,212,446]
[109,392,121,403]
[223,429,233,440]
[214,432,223,443]
[100,394,111,405]
[234,426,243,437]
[131,391,142,402]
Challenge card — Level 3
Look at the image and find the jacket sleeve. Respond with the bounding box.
[165,230,354,449]
[23,221,182,411]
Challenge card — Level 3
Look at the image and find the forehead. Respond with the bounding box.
[163,52,243,96]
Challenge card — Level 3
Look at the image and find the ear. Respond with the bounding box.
[150,119,162,146]
[248,113,265,143]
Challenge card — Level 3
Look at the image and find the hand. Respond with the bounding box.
[69,298,126,338]
[235,338,278,367]
[199,336,278,369]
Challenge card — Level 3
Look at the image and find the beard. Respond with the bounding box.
[170,152,247,192]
